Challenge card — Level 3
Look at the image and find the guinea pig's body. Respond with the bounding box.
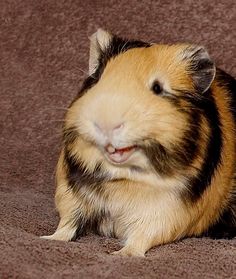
[42,29,236,256]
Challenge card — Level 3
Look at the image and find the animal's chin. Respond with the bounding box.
[104,144,137,164]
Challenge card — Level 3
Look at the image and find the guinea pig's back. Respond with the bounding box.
[203,69,236,238]
[216,68,236,120]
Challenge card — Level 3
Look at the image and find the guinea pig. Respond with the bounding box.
[41,29,236,256]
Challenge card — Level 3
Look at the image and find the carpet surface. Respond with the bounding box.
[0,0,236,278]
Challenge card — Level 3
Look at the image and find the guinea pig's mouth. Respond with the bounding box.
[104,144,137,164]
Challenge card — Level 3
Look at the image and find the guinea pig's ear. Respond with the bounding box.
[89,29,113,75]
[181,45,216,93]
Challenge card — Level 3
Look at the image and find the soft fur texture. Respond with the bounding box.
[1,0,236,278]
[42,30,236,256]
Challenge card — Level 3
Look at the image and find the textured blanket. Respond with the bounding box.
[0,0,235,278]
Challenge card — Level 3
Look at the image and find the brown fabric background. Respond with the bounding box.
[0,0,236,278]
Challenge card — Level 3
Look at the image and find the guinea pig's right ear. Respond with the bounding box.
[181,45,216,94]
[89,29,113,75]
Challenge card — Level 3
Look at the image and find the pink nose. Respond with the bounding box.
[94,122,124,134]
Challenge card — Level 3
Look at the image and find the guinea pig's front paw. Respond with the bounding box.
[40,234,58,240]
[40,233,72,241]
[40,233,71,241]
[40,226,76,242]
[111,246,145,257]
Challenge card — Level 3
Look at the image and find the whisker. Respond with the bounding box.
[44,107,69,111]
[75,67,90,76]
[50,120,65,123]
[119,40,129,54]
[175,107,203,113]
[40,107,69,112]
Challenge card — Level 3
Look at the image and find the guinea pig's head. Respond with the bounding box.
[65,29,215,175]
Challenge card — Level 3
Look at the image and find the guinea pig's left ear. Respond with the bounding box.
[89,29,113,75]
[182,46,216,93]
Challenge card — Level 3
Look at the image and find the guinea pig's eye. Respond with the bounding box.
[152,81,163,95]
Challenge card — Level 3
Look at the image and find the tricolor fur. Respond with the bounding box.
[42,29,236,256]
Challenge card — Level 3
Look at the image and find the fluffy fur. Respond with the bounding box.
[41,29,236,256]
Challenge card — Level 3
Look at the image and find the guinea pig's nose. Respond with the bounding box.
[94,122,124,135]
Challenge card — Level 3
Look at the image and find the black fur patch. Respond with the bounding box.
[64,149,107,192]
[183,90,223,201]
[143,141,174,176]
[180,110,201,165]
[203,211,236,239]
[76,36,150,99]
[142,110,200,177]
[64,149,110,237]
[203,185,236,239]
[216,68,236,120]
[72,207,108,238]
[63,126,79,146]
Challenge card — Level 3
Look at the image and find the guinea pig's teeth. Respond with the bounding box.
[106,144,116,154]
